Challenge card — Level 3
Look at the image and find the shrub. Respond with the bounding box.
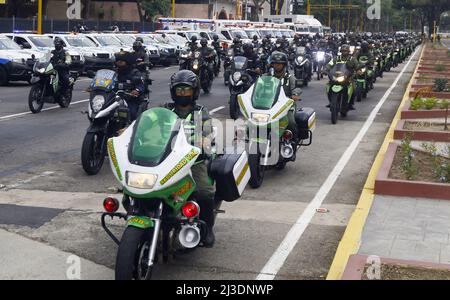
[400,134,417,180]
[435,64,446,72]
[434,78,448,92]
[410,97,424,110]
[424,97,438,110]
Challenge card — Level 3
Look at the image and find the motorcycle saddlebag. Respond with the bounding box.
[209,151,250,202]
[294,107,316,140]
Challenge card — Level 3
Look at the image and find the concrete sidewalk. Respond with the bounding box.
[0,229,113,280]
[359,195,450,264]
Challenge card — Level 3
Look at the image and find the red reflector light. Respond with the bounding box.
[182,201,200,218]
[283,130,293,141]
[103,197,119,213]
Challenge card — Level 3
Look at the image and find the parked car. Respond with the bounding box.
[0,35,41,85]
[8,33,85,73]
[46,33,114,72]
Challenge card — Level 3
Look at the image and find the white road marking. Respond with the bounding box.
[210,106,226,114]
[256,47,420,280]
[0,99,90,122]
[5,171,55,190]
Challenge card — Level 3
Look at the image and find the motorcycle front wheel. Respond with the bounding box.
[81,132,106,175]
[115,226,154,280]
[229,93,239,120]
[58,89,72,108]
[330,93,340,124]
[248,151,265,189]
[28,84,44,113]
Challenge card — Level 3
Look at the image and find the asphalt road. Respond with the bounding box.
[0,49,421,280]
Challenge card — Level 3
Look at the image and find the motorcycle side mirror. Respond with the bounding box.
[86,70,96,78]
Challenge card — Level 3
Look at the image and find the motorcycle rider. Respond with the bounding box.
[267,51,302,138]
[252,35,260,49]
[198,38,216,80]
[211,34,223,73]
[325,44,359,110]
[230,36,243,55]
[115,51,145,121]
[163,70,216,247]
[188,35,199,52]
[242,42,262,78]
[51,38,71,97]
[132,40,151,98]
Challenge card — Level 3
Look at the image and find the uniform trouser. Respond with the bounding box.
[58,70,70,92]
[287,103,299,140]
[191,162,216,228]
[126,98,144,122]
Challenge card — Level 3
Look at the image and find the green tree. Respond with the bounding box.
[137,0,170,22]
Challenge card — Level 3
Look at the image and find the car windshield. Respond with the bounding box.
[137,35,156,45]
[273,31,283,38]
[94,36,122,46]
[186,32,201,40]
[214,32,227,40]
[115,35,136,45]
[231,30,247,39]
[245,30,259,39]
[66,36,97,47]
[259,30,273,38]
[129,108,180,166]
[29,36,53,48]
[0,37,21,50]
[310,27,321,33]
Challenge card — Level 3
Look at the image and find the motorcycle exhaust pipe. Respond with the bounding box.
[178,224,201,248]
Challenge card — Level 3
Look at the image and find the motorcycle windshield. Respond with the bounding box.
[91,70,117,91]
[232,56,248,70]
[330,63,351,79]
[129,108,180,167]
[251,76,281,110]
[297,47,306,55]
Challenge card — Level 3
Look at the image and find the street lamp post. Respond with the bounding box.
[37,0,42,34]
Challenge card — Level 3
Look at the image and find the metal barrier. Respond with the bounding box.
[0,17,155,33]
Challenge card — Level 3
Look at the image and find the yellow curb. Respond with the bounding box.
[326,45,426,280]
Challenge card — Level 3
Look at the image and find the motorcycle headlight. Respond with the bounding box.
[91,95,105,113]
[334,76,345,83]
[194,52,200,58]
[317,52,325,61]
[193,59,199,70]
[126,172,158,189]
[296,57,303,64]
[374,62,379,66]
[38,67,46,73]
[252,113,270,123]
[232,72,241,82]
[361,68,366,73]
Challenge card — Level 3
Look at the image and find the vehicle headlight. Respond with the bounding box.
[374,62,378,66]
[194,52,200,58]
[252,113,270,123]
[127,172,158,189]
[91,95,105,113]
[38,68,46,73]
[361,68,366,73]
[334,76,345,82]
[232,72,241,82]
[296,57,303,64]
[193,59,199,70]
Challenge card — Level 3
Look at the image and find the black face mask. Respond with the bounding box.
[174,96,193,107]
[133,46,140,52]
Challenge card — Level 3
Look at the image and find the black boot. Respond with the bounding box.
[197,196,216,248]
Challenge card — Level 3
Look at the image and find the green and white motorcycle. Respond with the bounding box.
[28,53,77,113]
[327,62,354,124]
[238,75,315,188]
[101,107,250,280]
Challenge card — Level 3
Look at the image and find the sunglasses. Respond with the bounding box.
[175,86,194,96]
